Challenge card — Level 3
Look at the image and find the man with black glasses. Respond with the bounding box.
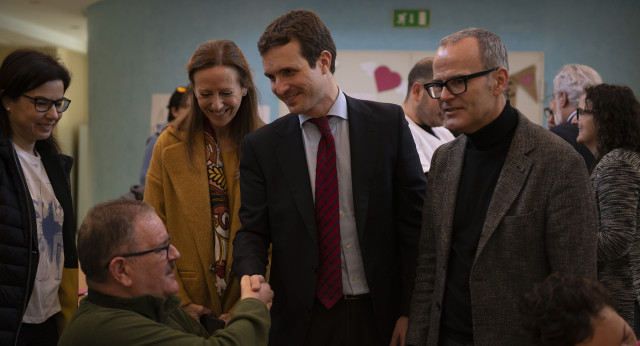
[59,199,273,346]
[406,28,598,346]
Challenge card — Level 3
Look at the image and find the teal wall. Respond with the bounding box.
[87,0,640,205]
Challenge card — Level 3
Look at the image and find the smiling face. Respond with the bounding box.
[433,37,506,134]
[193,65,246,136]
[4,80,64,152]
[574,93,598,154]
[262,39,337,118]
[128,213,181,299]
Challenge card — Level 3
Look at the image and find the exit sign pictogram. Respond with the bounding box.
[393,9,430,28]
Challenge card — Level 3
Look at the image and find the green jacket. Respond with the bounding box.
[58,290,270,346]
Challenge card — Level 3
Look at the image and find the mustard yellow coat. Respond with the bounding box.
[144,126,241,316]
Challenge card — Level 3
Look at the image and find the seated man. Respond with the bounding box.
[521,272,637,346]
[59,199,273,346]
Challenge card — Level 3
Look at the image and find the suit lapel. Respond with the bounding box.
[475,114,534,259]
[346,97,378,239]
[438,138,466,261]
[274,115,317,241]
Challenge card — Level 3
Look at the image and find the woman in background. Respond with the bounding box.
[573,83,640,335]
[0,49,77,345]
[144,40,264,323]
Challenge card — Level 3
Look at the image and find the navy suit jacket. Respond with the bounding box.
[233,95,426,345]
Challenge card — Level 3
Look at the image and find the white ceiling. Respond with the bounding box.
[0,0,102,53]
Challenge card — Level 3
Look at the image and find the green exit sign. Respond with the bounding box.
[393,9,430,28]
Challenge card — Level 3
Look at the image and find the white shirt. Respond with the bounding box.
[405,115,456,172]
[14,143,64,323]
[299,90,369,295]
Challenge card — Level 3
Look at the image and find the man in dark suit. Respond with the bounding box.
[232,9,426,346]
[406,28,597,346]
[549,64,602,169]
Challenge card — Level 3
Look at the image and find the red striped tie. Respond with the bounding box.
[308,116,343,309]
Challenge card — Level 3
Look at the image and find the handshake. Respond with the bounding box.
[240,274,273,309]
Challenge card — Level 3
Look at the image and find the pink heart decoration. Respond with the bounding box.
[374,66,402,92]
[520,74,533,86]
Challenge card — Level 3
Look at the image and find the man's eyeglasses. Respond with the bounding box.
[103,239,171,269]
[21,94,71,113]
[424,67,498,99]
[576,108,594,120]
[544,107,554,119]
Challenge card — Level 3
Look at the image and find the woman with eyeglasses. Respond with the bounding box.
[0,49,77,346]
[144,40,264,325]
[572,83,640,335]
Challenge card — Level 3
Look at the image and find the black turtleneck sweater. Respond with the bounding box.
[440,102,518,343]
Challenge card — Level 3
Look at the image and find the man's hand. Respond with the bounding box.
[240,275,274,309]
[183,303,211,321]
[390,315,408,346]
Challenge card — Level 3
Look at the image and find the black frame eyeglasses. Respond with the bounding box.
[576,108,594,120]
[21,94,71,113]
[543,107,554,119]
[103,239,171,269]
[424,67,499,99]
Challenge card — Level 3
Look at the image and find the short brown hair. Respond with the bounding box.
[78,199,155,283]
[258,9,337,73]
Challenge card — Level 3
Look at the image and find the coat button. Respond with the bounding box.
[312,265,318,273]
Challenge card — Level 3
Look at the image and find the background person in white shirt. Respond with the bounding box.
[402,57,456,176]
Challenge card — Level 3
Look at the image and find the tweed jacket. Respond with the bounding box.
[592,148,640,326]
[406,110,598,346]
[144,125,241,316]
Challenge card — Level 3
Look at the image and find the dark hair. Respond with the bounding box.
[258,9,337,74]
[167,86,189,122]
[585,84,640,161]
[176,40,262,168]
[0,49,71,153]
[405,57,434,102]
[521,272,614,346]
[78,199,155,284]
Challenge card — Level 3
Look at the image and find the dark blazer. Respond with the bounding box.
[406,111,598,346]
[233,95,426,345]
[551,121,594,169]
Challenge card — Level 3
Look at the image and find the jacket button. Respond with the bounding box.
[312,265,318,273]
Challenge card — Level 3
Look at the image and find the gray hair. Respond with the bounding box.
[553,64,602,106]
[78,199,156,283]
[440,28,509,72]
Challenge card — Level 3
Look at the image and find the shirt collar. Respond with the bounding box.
[298,89,347,127]
[567,110,577,123]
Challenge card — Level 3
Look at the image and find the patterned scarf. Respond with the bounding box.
[203,120,230,297]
